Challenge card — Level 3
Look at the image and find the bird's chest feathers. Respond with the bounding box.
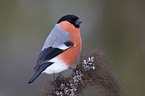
[58,21,82,66]
[59,21,81,45]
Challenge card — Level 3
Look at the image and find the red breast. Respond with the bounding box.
[58,21,82,67]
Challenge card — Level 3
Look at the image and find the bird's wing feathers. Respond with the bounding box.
[42,24,70,49]
[28,41,74,84]
[34,41,74,72]
[28,62,53,84]
[28,24,74,84]
[33,24,72,72]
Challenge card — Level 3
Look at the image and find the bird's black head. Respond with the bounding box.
[57,14,82,28]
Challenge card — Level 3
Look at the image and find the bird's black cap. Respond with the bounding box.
[57,14,82,28]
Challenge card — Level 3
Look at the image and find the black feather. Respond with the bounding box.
[28,41,74,84]
[64,41,74,47]
[28,62,53,84]
[57,14,81,28]
[34,47,64,72]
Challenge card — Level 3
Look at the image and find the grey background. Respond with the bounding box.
[0,0,145,96]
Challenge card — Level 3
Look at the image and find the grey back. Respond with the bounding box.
[42,24,70,50]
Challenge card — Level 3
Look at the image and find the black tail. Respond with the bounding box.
[28,62,53,84]
[28,71,41,84]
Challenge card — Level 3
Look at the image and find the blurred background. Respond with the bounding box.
[0,0,145,96]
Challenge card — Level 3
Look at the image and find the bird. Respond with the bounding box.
[28,14,82,84]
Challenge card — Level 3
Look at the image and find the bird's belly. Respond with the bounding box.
[43,57,68,74]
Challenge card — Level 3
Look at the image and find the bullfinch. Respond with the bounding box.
[28,14,82,84]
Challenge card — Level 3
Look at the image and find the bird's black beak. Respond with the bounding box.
[75,19,82,26]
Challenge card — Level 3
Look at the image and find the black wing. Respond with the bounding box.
[34,47,64,72]
[28,41,74,84]
[28,62,53,84]
[34,41,74,72]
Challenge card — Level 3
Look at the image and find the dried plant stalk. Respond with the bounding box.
[44,48,123,96]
